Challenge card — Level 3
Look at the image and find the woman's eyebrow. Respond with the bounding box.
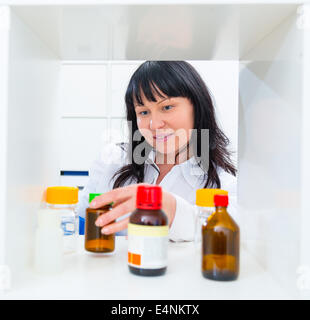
[157,98,170,104]
[134,97,170,108]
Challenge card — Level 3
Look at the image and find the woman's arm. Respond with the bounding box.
[168,193,198,242]
[89,172,237,242]
[168,172,238,242]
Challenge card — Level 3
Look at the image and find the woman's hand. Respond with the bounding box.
[90,183,176,235]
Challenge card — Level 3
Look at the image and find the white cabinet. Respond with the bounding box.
[58,62,140,170]
[110,118,129,144]
[60,118,108,171]
[60,64,108,117]
[59,62,140,118]
[110,63,139,117]
[0,2,309,298]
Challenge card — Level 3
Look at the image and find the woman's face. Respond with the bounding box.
[134,90,194,160]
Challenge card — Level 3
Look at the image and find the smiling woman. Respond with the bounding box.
[76,61,237,242]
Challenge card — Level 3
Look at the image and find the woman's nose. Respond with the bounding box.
[150,115,165,130]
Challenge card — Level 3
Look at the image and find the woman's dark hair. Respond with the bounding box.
[111,61,236,189]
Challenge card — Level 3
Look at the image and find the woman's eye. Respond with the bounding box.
[163,105,173,111]
[139,111,149,116]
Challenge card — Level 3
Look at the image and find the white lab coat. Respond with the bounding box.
[76,142,237,242]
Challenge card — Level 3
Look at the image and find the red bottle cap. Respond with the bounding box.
[214,194,229,207]
[136,185,162,210]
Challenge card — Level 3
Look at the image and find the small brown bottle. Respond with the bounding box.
[202,194,240,281]
[85,193,115,253]
[128,185,168,276]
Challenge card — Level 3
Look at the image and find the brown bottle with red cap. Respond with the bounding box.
[128,185,169,276]
[202,194,240,281]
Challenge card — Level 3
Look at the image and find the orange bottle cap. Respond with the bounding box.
[46,186,79,205]
[196,188,228,207]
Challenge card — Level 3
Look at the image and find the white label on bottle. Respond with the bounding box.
[128,223,168,269]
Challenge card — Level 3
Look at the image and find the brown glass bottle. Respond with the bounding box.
[202,194,239,281]
[85,193,115,253]
[128,185,168,277]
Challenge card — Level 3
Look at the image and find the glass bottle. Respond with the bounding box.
[85,193,115,253]
[128,185,168,277]
[195,188,228,248]
[202,194,240,281]
[46,186,79,254]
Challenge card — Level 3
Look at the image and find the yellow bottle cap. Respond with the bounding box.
[196,188,228,207]
[46,186,79,205]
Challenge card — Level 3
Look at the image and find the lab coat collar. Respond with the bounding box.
[120,142,207,187]
[146,147,207,179]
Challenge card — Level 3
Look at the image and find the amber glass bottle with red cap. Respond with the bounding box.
[128,185,169,277]
[202,194,240,281]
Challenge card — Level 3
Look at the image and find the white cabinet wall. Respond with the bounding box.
[59,62,139,172]
[0,7,60,286]
[0,6,10,268]
[60,64,108,117]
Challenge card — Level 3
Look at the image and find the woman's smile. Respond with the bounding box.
[153,132,174,142]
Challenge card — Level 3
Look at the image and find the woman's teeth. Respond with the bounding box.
[154,134,173,141]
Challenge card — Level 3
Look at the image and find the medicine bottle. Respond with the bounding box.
[46,186,79,254]
[128,185,168,277]
[195,189,228,247]
[85,193,115,253]
[202,194,240,281]
[34,209,63,274]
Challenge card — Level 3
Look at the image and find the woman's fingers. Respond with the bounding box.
[89,184,137,209]
[100,217,129,235]
[90,183,153,234]
[89,186,133,209]
[95,198,135,227]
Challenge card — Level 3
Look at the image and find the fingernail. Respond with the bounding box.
[90,200,96,208]
[101,227,109,234]
[95,219,101,227]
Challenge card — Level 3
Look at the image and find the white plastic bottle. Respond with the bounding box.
[46,187,78,254]
[34,209,64,274]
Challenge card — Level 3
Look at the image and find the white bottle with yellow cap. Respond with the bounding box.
[46,186,79,254]
[34,209,63,274]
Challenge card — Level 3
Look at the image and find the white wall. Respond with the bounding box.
[59,62,138,172]
[238,11,304,295]
[4,10,60,288]
[299,5,310,297]
[0,6,10,268]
